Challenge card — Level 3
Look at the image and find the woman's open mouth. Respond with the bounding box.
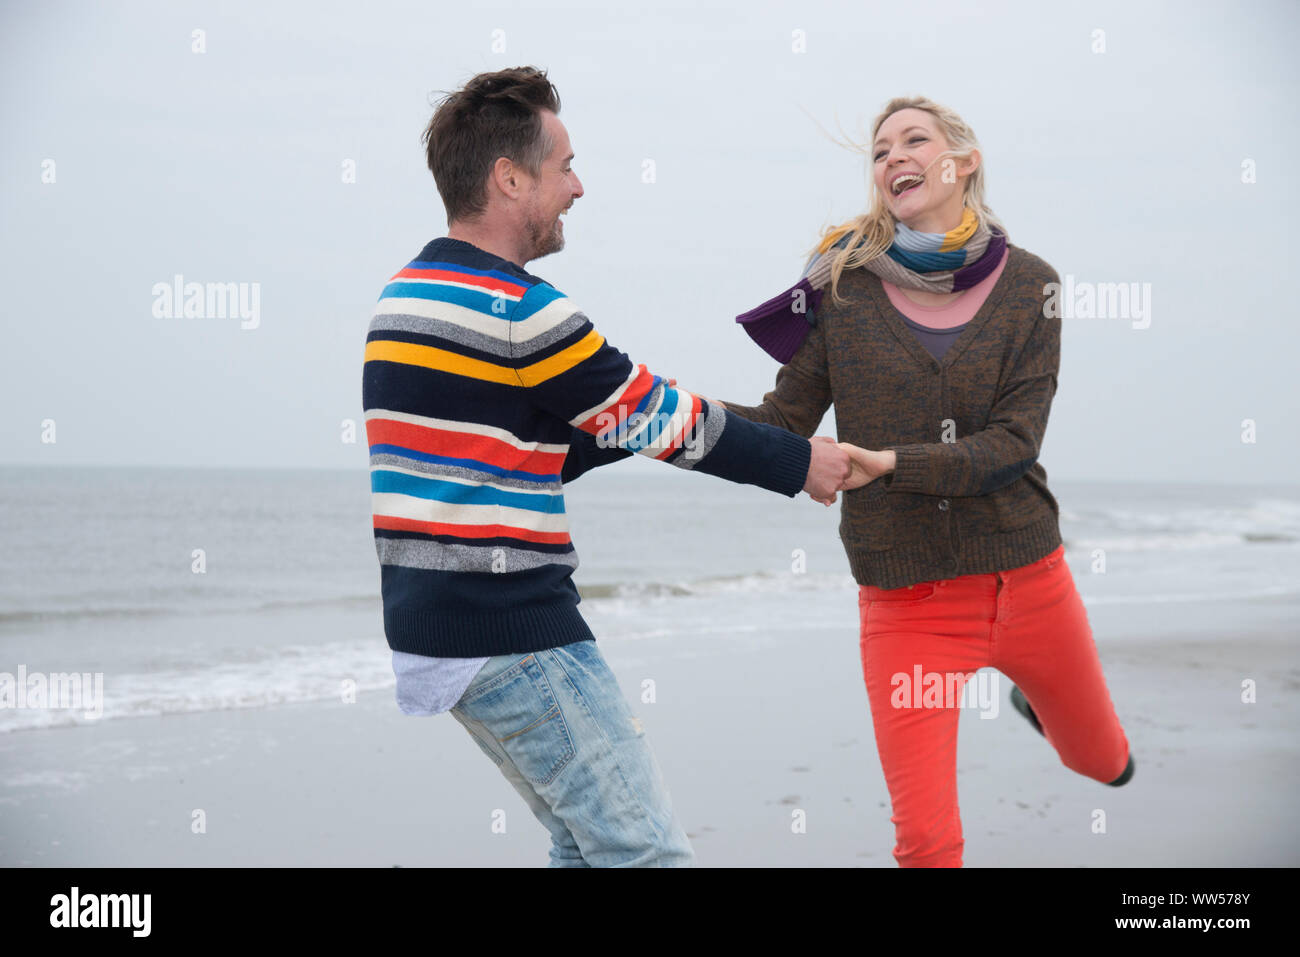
[890,172,926,198]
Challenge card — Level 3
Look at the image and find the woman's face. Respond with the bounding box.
[871,108,975,233]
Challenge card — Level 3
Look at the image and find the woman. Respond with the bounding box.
[719,96,1134,868]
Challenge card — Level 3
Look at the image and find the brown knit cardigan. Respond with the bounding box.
[721,243,1065,589]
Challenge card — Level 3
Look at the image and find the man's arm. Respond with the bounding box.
[561,426,631,483]
[509,282,848,499]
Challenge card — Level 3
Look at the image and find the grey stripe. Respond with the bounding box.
[674,397,726,470]
[370,453,562,492]
[371,312,514,358]
[512,310,590,354]
[637,380,666,427]
[369,309,590,360]
[377,536,578,573]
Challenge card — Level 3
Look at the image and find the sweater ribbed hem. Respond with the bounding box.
[385,602,596,658]
[769,432,813,497]
[846,515,1062,589]
[883,444,930,493]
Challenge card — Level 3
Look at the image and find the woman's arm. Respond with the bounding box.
[718,317,833,437]
[879,309,1060,497]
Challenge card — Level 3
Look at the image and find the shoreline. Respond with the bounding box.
[1,596,1296,867]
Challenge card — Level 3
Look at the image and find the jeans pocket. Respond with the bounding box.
[456,653,576,787]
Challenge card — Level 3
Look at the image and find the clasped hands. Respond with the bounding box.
[804,437,897,506]
[670,384,893,506]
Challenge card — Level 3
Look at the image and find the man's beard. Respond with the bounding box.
[525,210,564,261]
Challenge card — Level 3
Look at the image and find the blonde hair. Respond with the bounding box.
[812,96,1007,305]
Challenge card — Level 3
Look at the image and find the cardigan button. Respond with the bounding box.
[938,499,950,511]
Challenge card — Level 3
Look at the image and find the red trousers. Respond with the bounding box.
[857,544,1130,868]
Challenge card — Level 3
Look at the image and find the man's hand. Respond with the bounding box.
[804,436,852,506]
[839,443,897,489]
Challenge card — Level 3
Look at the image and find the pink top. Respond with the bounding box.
[881,247,1010,328]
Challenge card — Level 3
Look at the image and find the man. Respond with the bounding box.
[361,66,854,867]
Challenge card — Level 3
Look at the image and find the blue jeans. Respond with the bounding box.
[449,639,694,867]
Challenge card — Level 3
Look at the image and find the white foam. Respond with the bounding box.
[0,638,395,735]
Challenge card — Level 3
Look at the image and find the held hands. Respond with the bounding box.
[802,437,898,506]
[664,379,869,500]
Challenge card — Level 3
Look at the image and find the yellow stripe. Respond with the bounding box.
[518,329,605,386]
[364,339,521,384]
[818,223,855,254]
[939,207,978,252]
[364,328,606,387]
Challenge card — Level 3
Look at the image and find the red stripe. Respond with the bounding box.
[391,267,527,298]
[575,366,658,436]
[374,514,570,546]
[653,392,701,460]
[366,419,566,475]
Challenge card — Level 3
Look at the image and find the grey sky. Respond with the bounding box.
[2,0,1296,484]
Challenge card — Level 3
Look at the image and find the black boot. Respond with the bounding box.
[1009,684,1043,736]
[1010,685,1135,787]
[1107,754,1136,787]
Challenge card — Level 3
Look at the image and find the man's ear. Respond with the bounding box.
[490,155,522,200]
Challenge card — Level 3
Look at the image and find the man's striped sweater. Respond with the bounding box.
[362,237,813,658]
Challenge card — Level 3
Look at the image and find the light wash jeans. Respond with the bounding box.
[450,638,694,867]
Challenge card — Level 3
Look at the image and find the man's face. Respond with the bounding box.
[520,110,583,262]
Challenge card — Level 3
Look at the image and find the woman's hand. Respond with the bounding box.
[806,439,895,505]
[838,443,897,489]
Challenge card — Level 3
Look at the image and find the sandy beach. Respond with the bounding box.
[2,593,1296,868]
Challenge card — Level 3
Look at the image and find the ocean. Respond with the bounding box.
[1,464,1297,734]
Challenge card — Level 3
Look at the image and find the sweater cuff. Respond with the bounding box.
[768,430,812,497]
[883,444,929,493]
[684,407,811,497]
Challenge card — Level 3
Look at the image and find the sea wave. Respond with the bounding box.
[0,637,395,734]
[1079,583,1300,605]
[577,571,856,603]
[0,593,381,627]
[1060,496,1300,549]
[1062,532,1297,552]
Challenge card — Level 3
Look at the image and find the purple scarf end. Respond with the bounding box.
[735,278,823,363]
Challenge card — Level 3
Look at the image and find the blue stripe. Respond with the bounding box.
[370,445,558,483]
[631,376,661,419]
[626,386,680,452]
[512,282,570,321]
[595,377,663,444]
[885,246,969,272]
[372,469,566,514]
[378,281,519,312]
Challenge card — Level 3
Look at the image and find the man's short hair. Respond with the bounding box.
[422,66,561,224]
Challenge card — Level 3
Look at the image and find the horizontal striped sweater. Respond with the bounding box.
[362,238,812,657]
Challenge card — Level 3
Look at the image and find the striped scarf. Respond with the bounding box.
[737,208,1007,362]
[810,206,1006,293]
